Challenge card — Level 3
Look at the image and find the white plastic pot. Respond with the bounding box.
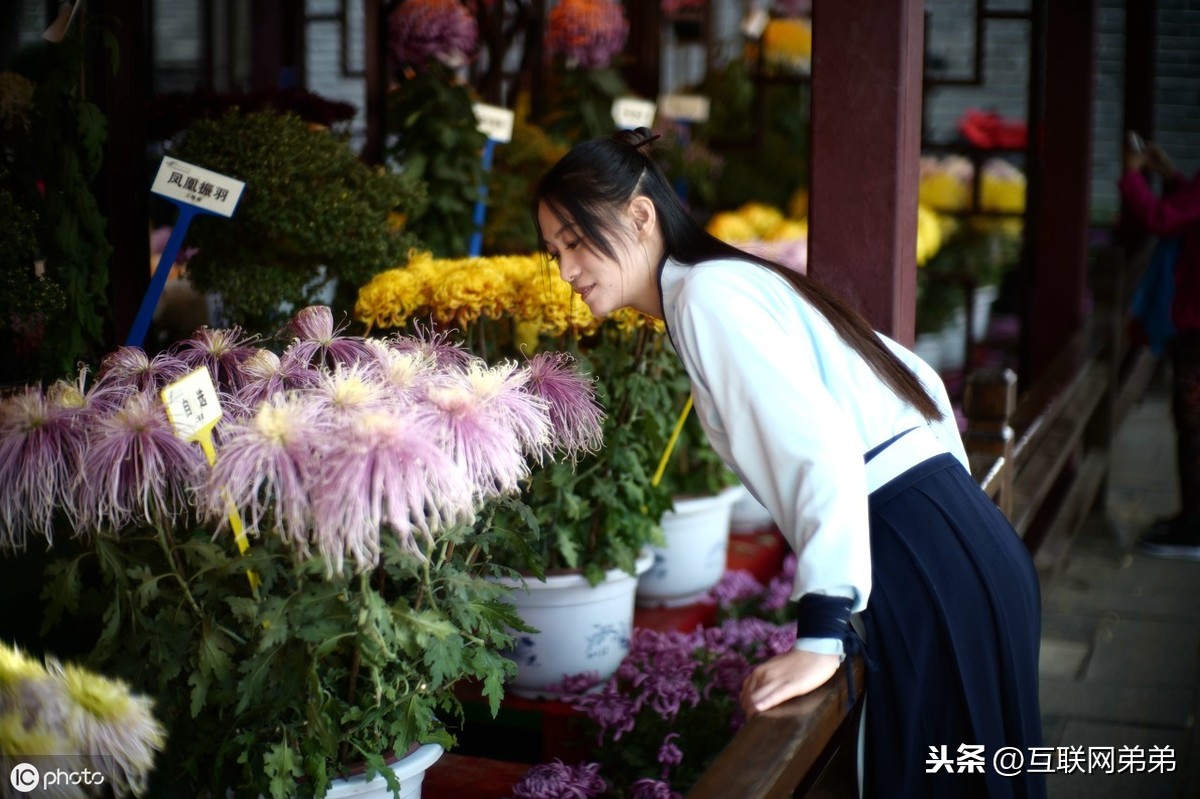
[325,743,444,799]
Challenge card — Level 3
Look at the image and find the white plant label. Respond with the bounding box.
[161,367,223,441]
[659,94,711,123]
[612,98,657,130]
[474,103,515,143]
[151,158,245,218]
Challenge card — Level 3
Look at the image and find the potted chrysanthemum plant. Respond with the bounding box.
[356,253,680,697]
[0,305,603,799]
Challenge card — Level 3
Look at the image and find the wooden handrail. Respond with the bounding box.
[686,240,1160,798]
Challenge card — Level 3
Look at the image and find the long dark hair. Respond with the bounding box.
[532,127,942,421]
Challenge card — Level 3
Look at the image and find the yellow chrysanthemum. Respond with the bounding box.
[706,212,757,243]
[736,202,786,238]
[765,219,808,242]
[919,171,971,213]
[0,711,59,757]
[762,18,812,73]
[0,641,45,687]
[916,204,945,266]
[59,662,133,721]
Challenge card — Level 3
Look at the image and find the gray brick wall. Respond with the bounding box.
[305,0,367,139]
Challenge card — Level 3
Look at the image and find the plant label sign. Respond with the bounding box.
[150,158,245,218]
[658,94,710,123]
[473,103,515,143]
[161,367,223,443]
[613,98,657,130]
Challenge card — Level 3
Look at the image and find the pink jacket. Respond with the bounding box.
[1119,169,1200,333]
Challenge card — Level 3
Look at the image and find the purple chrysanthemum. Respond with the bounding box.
[708,569,766,608]
[364,339,438,407]
[78,392,207,534]
[522,352,604,459]
[236,348,320,408]
[657,732,683,768]
[0,387,89,550]
[309,412,475,576]
[202,393,323,555]
[552,670,603,700]
[94,347,190,394]
[546,0,628,70]
[572,681,638,742]
[283,305,374,369]
[388,0,478,69]
[628,778,682,799]
[170,325,258,393]
[509,759,606,799]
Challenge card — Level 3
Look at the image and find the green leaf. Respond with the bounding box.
[263,741,303,799]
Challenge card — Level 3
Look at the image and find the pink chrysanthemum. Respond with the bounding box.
[94,347,191,394]
[388,0,478,69]
[202,393,323,554]
[364,339,439,406]
[78,392,207,534]
[546,0,628,70]
[391,325,474,370]
[309,412,475,576]
[628,778,682,799]
[236,348,320,408]
[306,362,395,424]
[423,361,549,495]
[283,305,374,369]
[0,388,89,550]
[523,352,604,458]
[170,325,258,393]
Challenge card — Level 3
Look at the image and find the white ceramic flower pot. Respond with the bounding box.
[495,550,653,700]
[325,743,444,799]
[637,484,746,608]
[730,487,775,535]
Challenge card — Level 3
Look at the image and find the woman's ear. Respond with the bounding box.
[628,196,658,241]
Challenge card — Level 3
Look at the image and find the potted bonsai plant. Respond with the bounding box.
[356,253,678,697]
[0,305,603,798]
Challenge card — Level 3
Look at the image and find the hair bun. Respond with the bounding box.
[612,127,660,154]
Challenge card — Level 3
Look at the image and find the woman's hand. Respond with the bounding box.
[1146,143,1178,179]
[1125,148,1148,174]
[739,649,842,718]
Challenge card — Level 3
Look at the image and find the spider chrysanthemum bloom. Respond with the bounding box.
[236,348,320,408]
[284,305,374,369]
[392,325,474,370]
[310,412,475,576]
[170,325,258,393]
[203,393,321,555]
[51,659,165,797]
[365,339,438,406]
[0,387,89,550]
[308,362,394,422]
[78,392,207,535]
[94,346,191,394]
[523,352,604,458]
[424,362,549,495]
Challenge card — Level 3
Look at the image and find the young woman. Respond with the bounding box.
[533,128,1045,798]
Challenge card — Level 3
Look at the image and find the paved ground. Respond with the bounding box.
[1038,364,1200,798]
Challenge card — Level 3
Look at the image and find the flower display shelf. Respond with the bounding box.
[444,527,788,785]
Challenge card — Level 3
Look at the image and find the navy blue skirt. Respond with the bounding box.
[859,453,1046,799]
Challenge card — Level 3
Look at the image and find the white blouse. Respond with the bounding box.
[659,256,968,637]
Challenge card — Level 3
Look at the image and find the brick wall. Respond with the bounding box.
[305,0,367,137]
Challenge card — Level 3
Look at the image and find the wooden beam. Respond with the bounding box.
[808,0,924,344]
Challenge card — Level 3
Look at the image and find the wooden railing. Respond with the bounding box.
[686,241,1158,798]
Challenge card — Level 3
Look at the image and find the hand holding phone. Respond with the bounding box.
[1127,131,1146,154]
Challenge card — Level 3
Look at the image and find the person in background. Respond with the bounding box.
[533,128,1045,798]
[1120,139,1200,560]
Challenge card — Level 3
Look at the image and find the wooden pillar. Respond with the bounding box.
[95,0,150,348]
[249,0,303,90]
[363,0,386,165]
[1026,0,1095,382]
[621,0,660,102]
[1122,0,1156,142]
[808,0,924,344]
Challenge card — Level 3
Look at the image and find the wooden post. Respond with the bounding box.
[809,0,924,344]
[964,368,1018,519]
[362,0,386,165]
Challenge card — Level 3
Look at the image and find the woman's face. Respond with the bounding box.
[537,201,643,319]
